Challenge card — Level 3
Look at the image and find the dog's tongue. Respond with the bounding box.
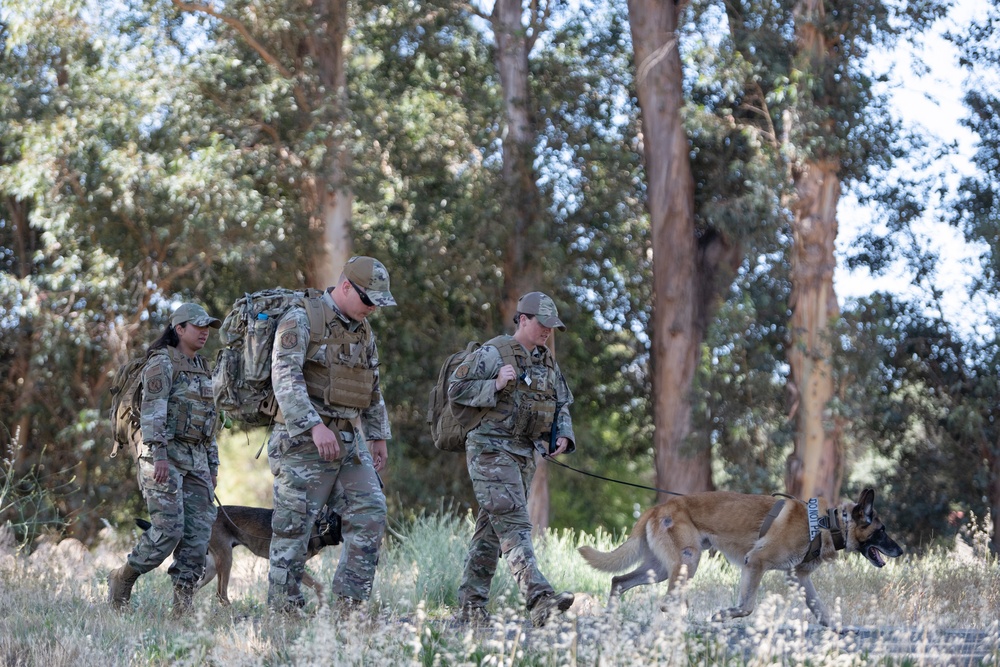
[869,546,886,566]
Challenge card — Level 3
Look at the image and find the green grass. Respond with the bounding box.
[1,510,998,665]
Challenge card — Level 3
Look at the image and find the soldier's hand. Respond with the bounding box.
[153,460,169,484]
[311,422,341,461]
[550,436,570,457]
[495,364,517,391]
[369,439,387,471]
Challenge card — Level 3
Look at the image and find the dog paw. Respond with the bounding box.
[712,607,751,622]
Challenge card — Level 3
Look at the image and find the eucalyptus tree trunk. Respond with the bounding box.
[784,0,843,503]
[488,0,548,529]
[627,0,739,499]
[308,0,353,287]
[785,161,842,502]
[491,0,544,323]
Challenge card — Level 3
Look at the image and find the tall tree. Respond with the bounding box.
[783,0,844,502]
[627,0,741,497]
[172,0,354,287]
[0,0,296,538]
[462,0,560,527]
[781,0,946,502]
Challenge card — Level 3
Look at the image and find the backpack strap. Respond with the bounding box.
[301,290,328,348]
[485,335,527,373]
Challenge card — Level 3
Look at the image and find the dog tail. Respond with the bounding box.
[134,518,151,531]
[578,532,645,573]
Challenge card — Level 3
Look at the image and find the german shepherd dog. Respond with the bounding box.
[136,505,342,605]
[578,488,902,626]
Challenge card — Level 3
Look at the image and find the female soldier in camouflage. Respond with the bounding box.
[108,302,222,617]
[448,291,577,627]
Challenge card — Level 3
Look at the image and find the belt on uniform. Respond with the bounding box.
[272,408,351,435]
[321,415,353,433]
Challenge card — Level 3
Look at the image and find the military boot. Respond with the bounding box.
[529,591,575,628]
[107,562,141,611]
[171,583,195,619]
[455,605,491,627]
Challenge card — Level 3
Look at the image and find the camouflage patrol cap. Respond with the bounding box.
[170,302,221,329]
[343,256,397,307]
[516,292,565,331]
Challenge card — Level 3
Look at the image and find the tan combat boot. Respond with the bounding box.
[108,562,141,611]
[171,584,195,619]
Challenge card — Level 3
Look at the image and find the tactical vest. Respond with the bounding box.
[157,347,218,444]
[301,310,378,410]
[480,335,558,440]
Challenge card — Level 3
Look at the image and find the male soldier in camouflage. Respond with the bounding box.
[266,256,394,613]
[449,291,576,627]
[108,302,222,617]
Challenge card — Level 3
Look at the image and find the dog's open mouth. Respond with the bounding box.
[866,545,887,567]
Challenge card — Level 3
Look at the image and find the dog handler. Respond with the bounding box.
[266,256,394,612]
[449,291,577,627]
[108,302,222,617]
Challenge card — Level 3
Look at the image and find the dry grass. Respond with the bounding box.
[1,511,998,666]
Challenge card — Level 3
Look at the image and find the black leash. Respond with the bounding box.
[542,453,685,497]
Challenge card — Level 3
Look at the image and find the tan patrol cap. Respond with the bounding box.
[170,302,221,329]
[516,292,565,331]
[343,256,397,307]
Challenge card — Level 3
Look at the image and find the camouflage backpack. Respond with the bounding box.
[212,288,326,427]
[108,353,179,460]
[427,342,490,452]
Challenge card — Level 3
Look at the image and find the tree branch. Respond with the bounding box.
[457,1,491,22]
[172,0,311,113]
[526,0,553,53]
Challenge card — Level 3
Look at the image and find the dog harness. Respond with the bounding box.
[758,498,847,564]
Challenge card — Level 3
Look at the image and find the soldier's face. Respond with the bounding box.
[521,315,552,347]
[176,322,211,352]
[342,279,378,321]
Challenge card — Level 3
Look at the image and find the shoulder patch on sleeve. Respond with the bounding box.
[455,364,470,379]
[280,330,299,350]
[147,376,164,394]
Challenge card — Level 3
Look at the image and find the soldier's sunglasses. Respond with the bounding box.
[349,279,376,307]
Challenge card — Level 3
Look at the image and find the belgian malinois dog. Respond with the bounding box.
[137,505,342,605]
[578,488,902,626]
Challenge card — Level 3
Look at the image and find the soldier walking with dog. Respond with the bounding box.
[108,302,222,617]
[449,291,577,627]
[266,256,394,613]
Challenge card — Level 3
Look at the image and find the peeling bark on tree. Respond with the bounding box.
[785,0,844,504]
[785,162,841,502]
[628,0,740,500]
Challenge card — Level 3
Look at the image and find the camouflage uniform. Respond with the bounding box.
[128,345,220,587]
[267,288,391,609]
[449,319,575,614]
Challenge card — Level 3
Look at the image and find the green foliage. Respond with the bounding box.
[835,294,997,552]
[0,0,997,556]
[950,0,1000,294]
[0,0,297,538]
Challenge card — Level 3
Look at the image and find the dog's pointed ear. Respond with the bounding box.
[856,488,875,524]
